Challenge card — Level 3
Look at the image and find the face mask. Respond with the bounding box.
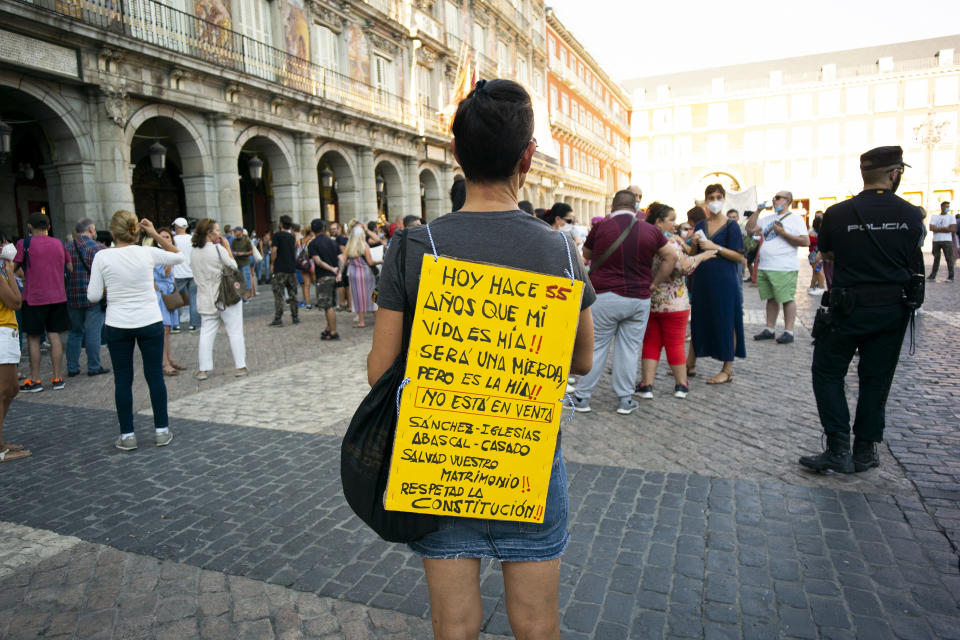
[774,204,784,213]
[634,202,642,212]
[707,200,724,215]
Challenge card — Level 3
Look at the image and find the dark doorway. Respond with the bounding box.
[239,162,271,236]
[132,157,186,229]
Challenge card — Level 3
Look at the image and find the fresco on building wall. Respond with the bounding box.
[283,0,310,59]
[282,0,311,91]
[345,23,370,85]
[194,0,232,61]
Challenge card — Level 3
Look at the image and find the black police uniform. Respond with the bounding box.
[804,161,923,472]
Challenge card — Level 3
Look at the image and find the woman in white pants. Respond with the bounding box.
[190,218,247,380]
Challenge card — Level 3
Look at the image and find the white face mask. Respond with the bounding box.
[707,200,724,215]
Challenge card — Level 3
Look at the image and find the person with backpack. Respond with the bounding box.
[14,212,72,393]
[65,218,109,378]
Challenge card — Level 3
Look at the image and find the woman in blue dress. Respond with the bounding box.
[151,228,183,376]
[688,183,746,384]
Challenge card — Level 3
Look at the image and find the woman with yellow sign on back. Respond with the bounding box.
[367,78,596,640]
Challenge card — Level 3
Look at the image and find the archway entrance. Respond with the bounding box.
[375,160,403,226]
[130,116,207,228]
[132,157,185,229]
[0,84,87,238]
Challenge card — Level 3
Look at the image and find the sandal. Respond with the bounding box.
[706,371,734,385]
[171,362,187,371]
[353,324,366,328]
[163,367,179,376]
[0,448,32,462]
[321,332,340,341]
[686,367,697,378]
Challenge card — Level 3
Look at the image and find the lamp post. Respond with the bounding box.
[320,168,333,220]
[913,111,947,211]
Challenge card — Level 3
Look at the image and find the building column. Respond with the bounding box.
[92,94,134,226]
[210,116,242,227]
[440,164,454,214]
[405,156,421,221]
[49,161,99,232]
[182,174,217,222]
[358,146,377,220]
[298,133,320,224]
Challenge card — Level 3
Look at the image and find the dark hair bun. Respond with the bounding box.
[452,79,534,182]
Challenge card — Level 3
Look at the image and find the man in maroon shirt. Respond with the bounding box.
[571,190,677,414]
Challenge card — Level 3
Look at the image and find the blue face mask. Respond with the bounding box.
[774,204,784,213]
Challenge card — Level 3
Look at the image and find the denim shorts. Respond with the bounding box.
[408,445,569,562]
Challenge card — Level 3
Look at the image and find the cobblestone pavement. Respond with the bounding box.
[2,257,958,638]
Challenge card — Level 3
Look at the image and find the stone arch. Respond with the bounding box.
[317,143,359,224]
[374,155,405,222]
[0,74,97,236]
[237,128,299,231]
[418,164,443,221]
[125,105,213,177]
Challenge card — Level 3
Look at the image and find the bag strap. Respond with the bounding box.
[398,230,413,352]
[22,235,30,270]
[589,215,637,274]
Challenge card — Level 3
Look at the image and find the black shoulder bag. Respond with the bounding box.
[340,231,440,542]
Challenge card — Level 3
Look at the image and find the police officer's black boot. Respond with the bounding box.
[798,432,854,473]
[852,438,880,472]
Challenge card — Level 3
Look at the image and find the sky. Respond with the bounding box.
[545,0,960,82]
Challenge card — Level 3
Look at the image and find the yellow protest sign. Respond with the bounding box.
[385,255,583,523]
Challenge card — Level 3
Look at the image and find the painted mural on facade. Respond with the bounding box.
[194,0,232,58]
[345,23,370,85]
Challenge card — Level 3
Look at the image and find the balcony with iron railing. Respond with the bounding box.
[411,7,442,42]
[361,0,401,22]
[14,0,426,131]
[550,110,617,156]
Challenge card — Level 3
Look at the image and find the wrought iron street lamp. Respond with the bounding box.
[148,140,167,176]
[913,112,947,210]
[0,119,12,164]
[320,168,333,189]
[248,156,264,184]
[376,175,385,194]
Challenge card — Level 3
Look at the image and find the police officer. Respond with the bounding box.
[800,146,924,474]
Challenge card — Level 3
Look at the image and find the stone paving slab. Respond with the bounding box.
[0,524,510,640]
[1,402,958,639]
[0,522,81,581]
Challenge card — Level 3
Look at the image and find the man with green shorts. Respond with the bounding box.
[745,190,809,344]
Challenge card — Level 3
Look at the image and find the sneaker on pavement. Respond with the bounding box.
[155,431,174,447]
[776,332,795,344]
[269,318,283,327]
[189,326,199,334]
[234,368,248,378]
[67,370,80,378]
[292,317,300,325]
[674,384,689,399]
[194,370,209,381]
[19,379,43,393]
[87,367,110,377]
[51,377,65,390]
[570,395,591,413]
[635,384,654,399]
[617,397,640,415]
[754,328,775,340]
[115,434,138,451]
[170,326,181,334]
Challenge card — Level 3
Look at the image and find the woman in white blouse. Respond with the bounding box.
[190,218,247,380]
[87,210,184,451]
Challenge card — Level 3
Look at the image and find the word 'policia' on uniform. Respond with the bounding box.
[800,146,924,474]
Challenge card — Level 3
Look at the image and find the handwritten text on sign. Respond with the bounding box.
[385,255,583,523]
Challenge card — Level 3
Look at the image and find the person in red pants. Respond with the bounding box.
[636,202,717,399]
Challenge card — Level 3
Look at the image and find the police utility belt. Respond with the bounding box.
[823,283,908,314]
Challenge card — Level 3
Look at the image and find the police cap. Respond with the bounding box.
[859,146,911,170]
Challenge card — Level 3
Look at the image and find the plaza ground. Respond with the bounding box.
[0,256,958,639]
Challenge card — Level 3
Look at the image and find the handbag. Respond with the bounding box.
[341,230,440,542]
[215,245,246,308]
[295,246,312,272]
[161,290,189,311]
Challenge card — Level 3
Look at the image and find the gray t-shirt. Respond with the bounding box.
[377,210,596,313]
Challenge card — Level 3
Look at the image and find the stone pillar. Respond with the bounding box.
[92,94,134,224]
[48,161,99,232]
[405,156,421,221]
[210,116,243,227]
[298,133,320,225]
[182,174,217,222]
[357,146,376,220]
[439,164,454,216]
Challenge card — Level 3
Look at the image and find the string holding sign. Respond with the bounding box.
[385,255,583,523]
